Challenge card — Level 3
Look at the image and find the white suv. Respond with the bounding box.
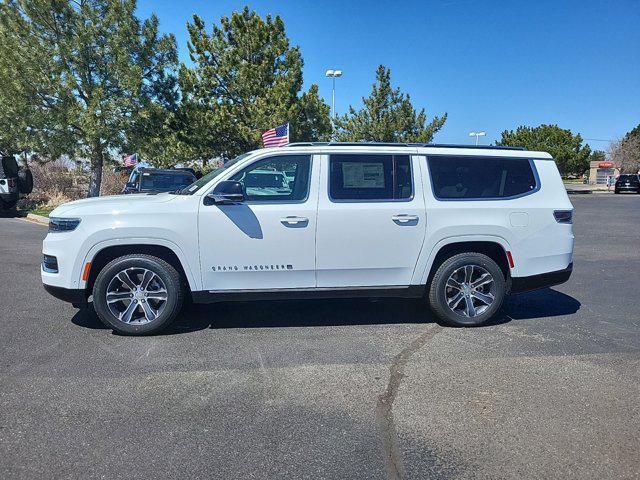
[42,143,574,335]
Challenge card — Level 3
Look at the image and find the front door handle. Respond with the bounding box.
[280,216,309,227]
[392,214,419,224]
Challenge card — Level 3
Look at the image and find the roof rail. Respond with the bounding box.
[284,141,526,151]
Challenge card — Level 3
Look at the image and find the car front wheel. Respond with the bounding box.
[428,252,506,327]
[92,254,184,335]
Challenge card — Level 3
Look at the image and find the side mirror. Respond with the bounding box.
[206,180,244,205]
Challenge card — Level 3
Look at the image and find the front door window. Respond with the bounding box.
[230,155,311,202]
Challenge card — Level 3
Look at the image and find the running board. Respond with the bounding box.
[191,285,426,304]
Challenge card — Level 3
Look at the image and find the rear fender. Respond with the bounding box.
[413,234,514,285]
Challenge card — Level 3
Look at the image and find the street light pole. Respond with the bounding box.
[325,69,342,119]
[331,75,336,119]
[469,131,486,146]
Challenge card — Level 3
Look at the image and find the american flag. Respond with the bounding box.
[123,153,137,167]
[261,123,289,148]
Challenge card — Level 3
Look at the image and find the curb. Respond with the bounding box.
[25,213,49,226]
[566,189,615,195]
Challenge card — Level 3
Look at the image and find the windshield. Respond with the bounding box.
[140,172,194,191]
[618,175,638,181]
[179,152,253,195]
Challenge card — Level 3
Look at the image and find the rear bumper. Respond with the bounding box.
[43,284,87,307]
[509,263,573,294]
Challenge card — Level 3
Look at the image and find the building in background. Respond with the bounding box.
[588,160,620,185]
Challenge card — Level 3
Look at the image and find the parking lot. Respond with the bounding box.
[0,194,639,479]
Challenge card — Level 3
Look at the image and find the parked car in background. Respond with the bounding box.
[123,167,196,194]
[239,169,292,197]
[0,155,33,213]
[42,142,574,335]
[614,174,640,194]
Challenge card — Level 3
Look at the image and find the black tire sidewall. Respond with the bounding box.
[0,196,18,212]
[18,169,33,194]
[93,255,182,335]
[430,253,505,327]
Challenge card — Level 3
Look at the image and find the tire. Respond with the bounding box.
[0,156,18,178]
[428,252,506,327]
[92,254,184,335]
[614,189,620,194]
[18,168,33,194]
[0,196,17,213]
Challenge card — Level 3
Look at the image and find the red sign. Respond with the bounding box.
[598,162,614,168]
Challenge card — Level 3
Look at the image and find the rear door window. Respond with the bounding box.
[427,156,537,200]
[618,175,638,182]
[329,154,412,201]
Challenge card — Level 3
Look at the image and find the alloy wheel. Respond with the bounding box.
[105,267,168,325]
[444,264,495,317]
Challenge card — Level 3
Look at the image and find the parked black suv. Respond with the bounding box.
[123,168,196,194]
[614,174,640,194]
[0,155,33,212]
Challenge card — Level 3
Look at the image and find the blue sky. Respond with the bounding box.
[137,0,639,148]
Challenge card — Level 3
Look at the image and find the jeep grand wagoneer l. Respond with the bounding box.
[42,143,574,335]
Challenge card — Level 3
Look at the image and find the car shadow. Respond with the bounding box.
[503,288,581,320]
[70,288,581,335]
[217,204,263,239]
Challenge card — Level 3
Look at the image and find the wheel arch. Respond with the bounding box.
[82,240,199,295]
[418,236,513,289]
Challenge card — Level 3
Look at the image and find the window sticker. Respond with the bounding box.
[342,162,385,188]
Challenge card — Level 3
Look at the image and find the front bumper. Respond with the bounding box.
[43,284,87,307]
[509,263,573,294]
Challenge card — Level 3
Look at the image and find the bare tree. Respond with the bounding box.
[609,136,640,174]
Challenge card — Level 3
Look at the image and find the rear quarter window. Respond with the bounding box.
[428,156,537,200]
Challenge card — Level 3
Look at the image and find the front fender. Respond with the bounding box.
[77,236,201,291]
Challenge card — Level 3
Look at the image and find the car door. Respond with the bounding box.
[316,152,427,287]
[198,153,319,291]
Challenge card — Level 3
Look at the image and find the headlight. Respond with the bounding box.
[48,217,81,232]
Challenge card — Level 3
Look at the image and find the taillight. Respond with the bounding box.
[7,178,15,188]
[554,210,573,224]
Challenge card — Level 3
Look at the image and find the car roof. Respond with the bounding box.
[250,142,553,160]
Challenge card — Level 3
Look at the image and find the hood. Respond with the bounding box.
[50,193,176,217]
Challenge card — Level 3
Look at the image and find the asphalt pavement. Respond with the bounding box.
[0,194,639,479]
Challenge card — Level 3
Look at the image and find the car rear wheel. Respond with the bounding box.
[92,254,184,335]
[0,196,17,213]
[428,252,506,327]
[18,168,33,194]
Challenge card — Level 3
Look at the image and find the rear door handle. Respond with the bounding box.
[280,216,309,227]
[392,214,419,224]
